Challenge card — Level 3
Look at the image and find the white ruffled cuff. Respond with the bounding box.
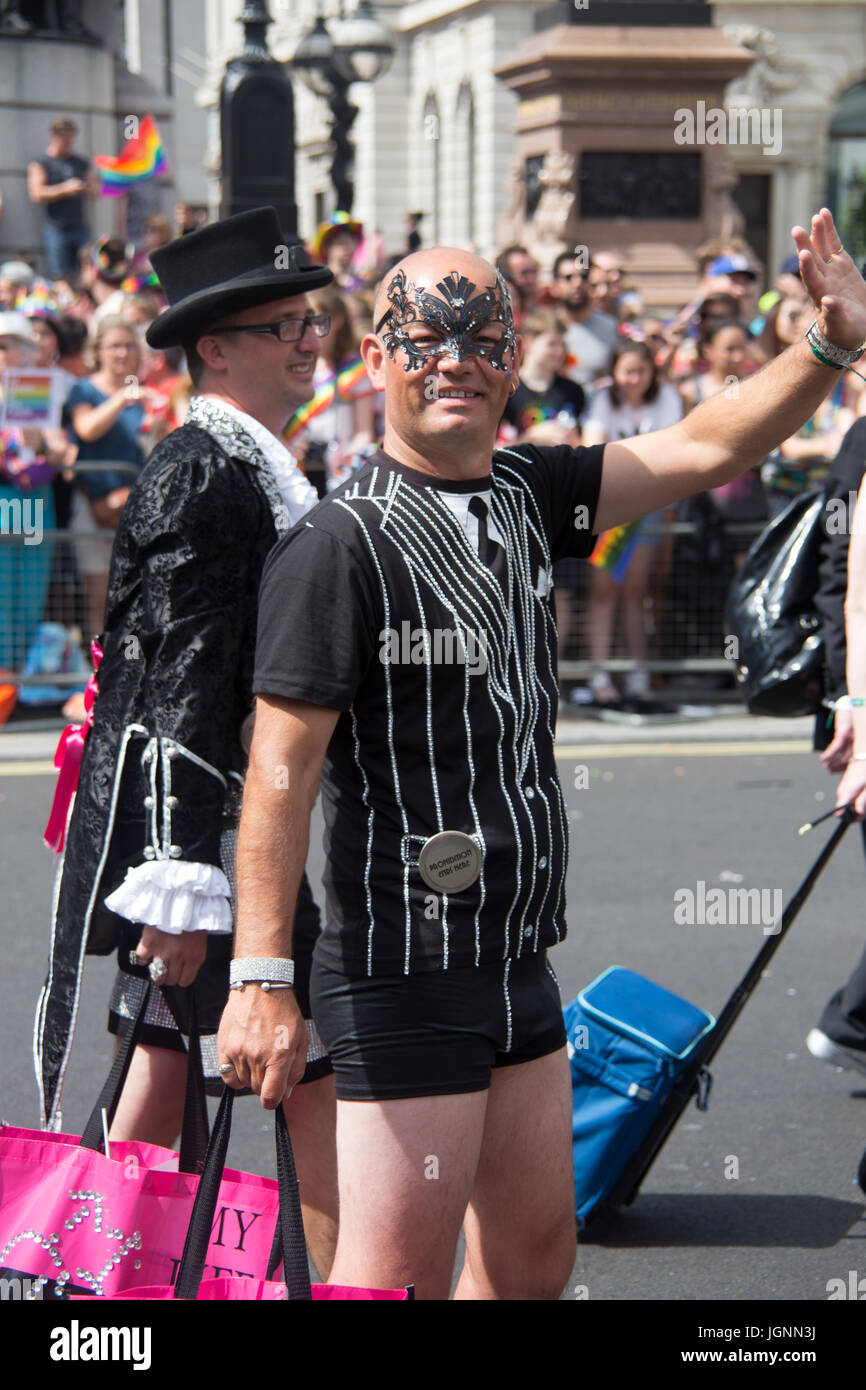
[103,860,233,934]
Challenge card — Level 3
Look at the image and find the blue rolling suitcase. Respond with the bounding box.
[566,968,714,1225]
[566,814,853,1225]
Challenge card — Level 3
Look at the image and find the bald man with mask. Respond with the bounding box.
[218,215,866,1299]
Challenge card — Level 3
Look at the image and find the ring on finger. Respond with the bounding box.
[148,956,167,983]
[218,1062,235,1076]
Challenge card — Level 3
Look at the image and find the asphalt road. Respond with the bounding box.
[2,724,865,1312]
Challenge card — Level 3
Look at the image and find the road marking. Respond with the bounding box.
[0,761,57,776]
[0,742,813,775]
[555,741,812,760]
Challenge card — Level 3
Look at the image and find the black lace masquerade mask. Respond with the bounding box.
[374,268,517,372]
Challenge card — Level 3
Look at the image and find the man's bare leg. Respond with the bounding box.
[455,1047,576,1300]
[283,1073,338,1281]
[325,1090,489,1300]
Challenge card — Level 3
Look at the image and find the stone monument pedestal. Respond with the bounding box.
[495,23,755,311]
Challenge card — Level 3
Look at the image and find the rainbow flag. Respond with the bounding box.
[284,357,371,442]
[94,114,168,197]
[588,520,641,582]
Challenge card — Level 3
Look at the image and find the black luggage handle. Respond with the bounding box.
[695,811,854,1069]
[606,811,855,1212]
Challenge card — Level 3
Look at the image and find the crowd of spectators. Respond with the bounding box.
[494,235,865,709]
[2,117,860,718]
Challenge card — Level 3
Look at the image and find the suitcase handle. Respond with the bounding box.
[696,812,854,1069]
[606,811,854,1213]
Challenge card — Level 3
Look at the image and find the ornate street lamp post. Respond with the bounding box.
[221,1,298,233]
[292,1,395,214]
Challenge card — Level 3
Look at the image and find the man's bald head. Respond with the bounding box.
[374,247,510,329]
[373,246,516,373]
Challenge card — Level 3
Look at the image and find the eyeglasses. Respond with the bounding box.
[216,314,331,343]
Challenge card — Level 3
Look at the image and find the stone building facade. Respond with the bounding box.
[212,0,865,281]
[714,0,866,276]
[4,1,866,293]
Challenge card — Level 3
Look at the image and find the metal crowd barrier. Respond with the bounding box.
[2,481,765,697]
[557,519,765,698]
[1,463,138,690]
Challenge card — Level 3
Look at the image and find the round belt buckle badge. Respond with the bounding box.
[417,831,483,893]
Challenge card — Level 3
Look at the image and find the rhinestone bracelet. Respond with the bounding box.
[229,956,294,988]
[805,320,865,370]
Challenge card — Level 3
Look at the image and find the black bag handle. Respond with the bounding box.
[79,979,152,1152]
[173,1087,312,1301]
[161,986,211,1175]
[79,982,210,1174]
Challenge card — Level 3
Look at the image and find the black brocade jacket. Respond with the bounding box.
[36,398,295,1127]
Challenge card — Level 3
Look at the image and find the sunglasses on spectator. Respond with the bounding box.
[216,314,331,342]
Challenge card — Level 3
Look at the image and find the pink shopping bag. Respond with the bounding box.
[79,1089,411,1302]
[0,1126,280,1299]
[103,1277,410,1301]
[1,986,280,1300]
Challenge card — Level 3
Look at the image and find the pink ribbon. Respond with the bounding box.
[43,639,103,853]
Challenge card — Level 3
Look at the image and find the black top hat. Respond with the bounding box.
[145,206,333,349]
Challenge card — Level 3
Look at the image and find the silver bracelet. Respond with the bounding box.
[229,980,294,992]
[229,957,294,987]
[805,320,865,369]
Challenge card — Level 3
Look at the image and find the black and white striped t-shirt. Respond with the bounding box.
[254,443,604,976]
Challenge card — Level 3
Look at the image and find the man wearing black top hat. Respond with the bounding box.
[36,207,339,1276]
